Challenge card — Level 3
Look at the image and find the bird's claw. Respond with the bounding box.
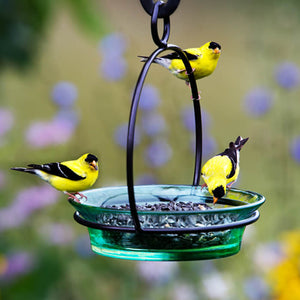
[76,192,88,200]
[226,182,235,191]
[64,192,87,203]
[200,183,207,190]
[185,68,196,76]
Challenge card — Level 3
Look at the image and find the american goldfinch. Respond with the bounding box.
[201,136,248,204]
[139,41,221,84]
[11,153,99,202]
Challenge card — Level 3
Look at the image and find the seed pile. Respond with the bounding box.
[105,201,212,212]
[96,200,238,249]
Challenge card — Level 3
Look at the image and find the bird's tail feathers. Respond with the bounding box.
[138,56,170,68]
[11,167,37,175]
[27,164,43,169]
[138,55,149,62]
[233,136,249,151]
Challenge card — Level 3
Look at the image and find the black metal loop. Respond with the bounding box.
[140,0,181,18]
[127,44,202,232]
[151,1,170,47]
[73,210,260,234]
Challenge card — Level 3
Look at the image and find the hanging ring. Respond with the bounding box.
[140,0,181,18]
[150,1,171,47]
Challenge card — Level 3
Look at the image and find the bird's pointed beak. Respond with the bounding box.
[214,48,221,54]
[90,161,98,171]
[213,196,218,204]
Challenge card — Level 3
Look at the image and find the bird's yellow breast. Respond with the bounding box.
[48,171,98,192]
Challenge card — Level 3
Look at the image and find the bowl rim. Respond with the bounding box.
[73,209,260,233]
[69,184,265,215]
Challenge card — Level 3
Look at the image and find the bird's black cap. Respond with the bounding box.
[209,42,221,50]
[212,185,225,199]
[85,154,98,163]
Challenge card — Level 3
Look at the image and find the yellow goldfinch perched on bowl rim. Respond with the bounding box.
[201,136,248,204]
[11,153,99,202]
[139,41,221,85]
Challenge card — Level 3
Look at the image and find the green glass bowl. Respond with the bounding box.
[69,185,265,261]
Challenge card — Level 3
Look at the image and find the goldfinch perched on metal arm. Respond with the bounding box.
[11,153,99,202]
[201,136,249,204]
[139,41,221,85]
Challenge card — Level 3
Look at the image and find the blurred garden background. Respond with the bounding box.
[1,0,300,299]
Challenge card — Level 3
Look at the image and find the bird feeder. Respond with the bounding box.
[69,0,265,261]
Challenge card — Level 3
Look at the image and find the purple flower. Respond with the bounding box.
[100,57,127,81]
[202,135,217,158]
[144,139,172,167]
[181,107,211,132]
[274,62,300,89]
[25,121,50,148]
[39,223,74,246]
[171,283,198,300]
[253,242,284,272]
[190,134,217,159]
[25,119,75,148]
[243,276,269,300]
[14,185,59,211]
[49,119,75,145]
[0,185,59,231]
[51,82,78,108]
[98,33,127,58]
[136,173,158,185]
[114,123,141,148]
[290,136,300,163]
[0,108,14,140]
[243,87,274,117]
[0,252,35,282]
[141,113,166,136]
[137,261,178,285]
[139,84,161,111]
[53,109,80,127]
[202,271,233,299]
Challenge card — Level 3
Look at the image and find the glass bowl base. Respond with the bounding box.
[87,226,245,261]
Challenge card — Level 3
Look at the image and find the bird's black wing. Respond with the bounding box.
[160,51,198,61]
[28,163,85,181]
[218,143,237,179]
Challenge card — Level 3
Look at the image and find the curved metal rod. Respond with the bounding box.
[127,47,166,232]
[73,210,260,234]
[127,45,202,232]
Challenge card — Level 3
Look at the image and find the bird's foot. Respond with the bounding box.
[64,192,87,203]
[76,192,88,200]
[226,182,235,191]
[201,183,207,190]
[185,68,196,76]
[190,91,201,101]
[64,192,81,203]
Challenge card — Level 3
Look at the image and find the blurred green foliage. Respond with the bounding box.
[0,0,104,70]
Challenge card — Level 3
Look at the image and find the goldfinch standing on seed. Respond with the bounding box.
[139,41,221,85]
[11,153,99,202]
[201,136,248,204]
